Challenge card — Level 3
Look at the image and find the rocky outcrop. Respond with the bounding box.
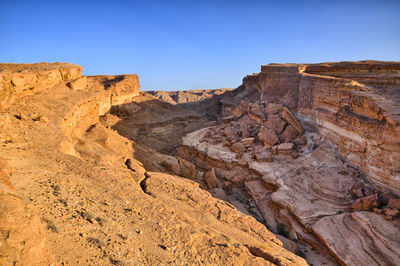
[0,62,82,109]
[177,61,400,265]
[240,61,400,196]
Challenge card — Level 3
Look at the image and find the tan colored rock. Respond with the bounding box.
[0,63,82,109]
[0,62,310,265]
[203,168,220,189]
[231,142,245,153]
[67,76,87,91]
[177,157,196,178]
[373,208,382,214]
[241,137,255,145]
[257,126,278,147]
[0,157,14,194]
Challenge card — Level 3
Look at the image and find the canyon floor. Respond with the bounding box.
[1,61,399,265]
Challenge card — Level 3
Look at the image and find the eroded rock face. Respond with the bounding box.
[0,62,82,109]
[175,61,400,265]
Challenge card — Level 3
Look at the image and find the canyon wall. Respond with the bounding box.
[175,60,400,265]
[242,61,400,195]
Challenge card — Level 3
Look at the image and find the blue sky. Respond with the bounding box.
[1,0,399,91]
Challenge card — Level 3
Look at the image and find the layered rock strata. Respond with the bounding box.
[176,61,400,266]
[241,61,400,195]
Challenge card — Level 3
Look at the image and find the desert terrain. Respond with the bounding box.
[1,61,399,265]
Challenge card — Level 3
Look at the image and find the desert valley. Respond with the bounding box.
[0,60,400,265]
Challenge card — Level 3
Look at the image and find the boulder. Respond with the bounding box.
[280,107,304,134]
[279,125,299,143]
[248,105,265,124]
[222,126,237,142]
[265,103,283,115]
[264,115,286,134]
[203,168,220,189]
[177,157,196,178]
[257,126,278,148]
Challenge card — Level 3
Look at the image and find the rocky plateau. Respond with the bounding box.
[0,61,399,265]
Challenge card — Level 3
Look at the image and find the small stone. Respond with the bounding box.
[350,194,378,212]
[254,151,273,162]
[222,115,235,123]
[277,143,294,155]
[33,115,49,123]
[384,208,400,218]
[373,208,382,214]
[231,142,245,153]
[241,137,255,146]
[271,145,278,155]
[351,182,365,199]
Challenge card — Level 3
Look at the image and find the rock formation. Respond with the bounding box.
[0,63,307,265]
[175,61,400,265]
[1,60,399,265]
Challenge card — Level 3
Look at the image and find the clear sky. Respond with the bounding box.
[1,0,399,91]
